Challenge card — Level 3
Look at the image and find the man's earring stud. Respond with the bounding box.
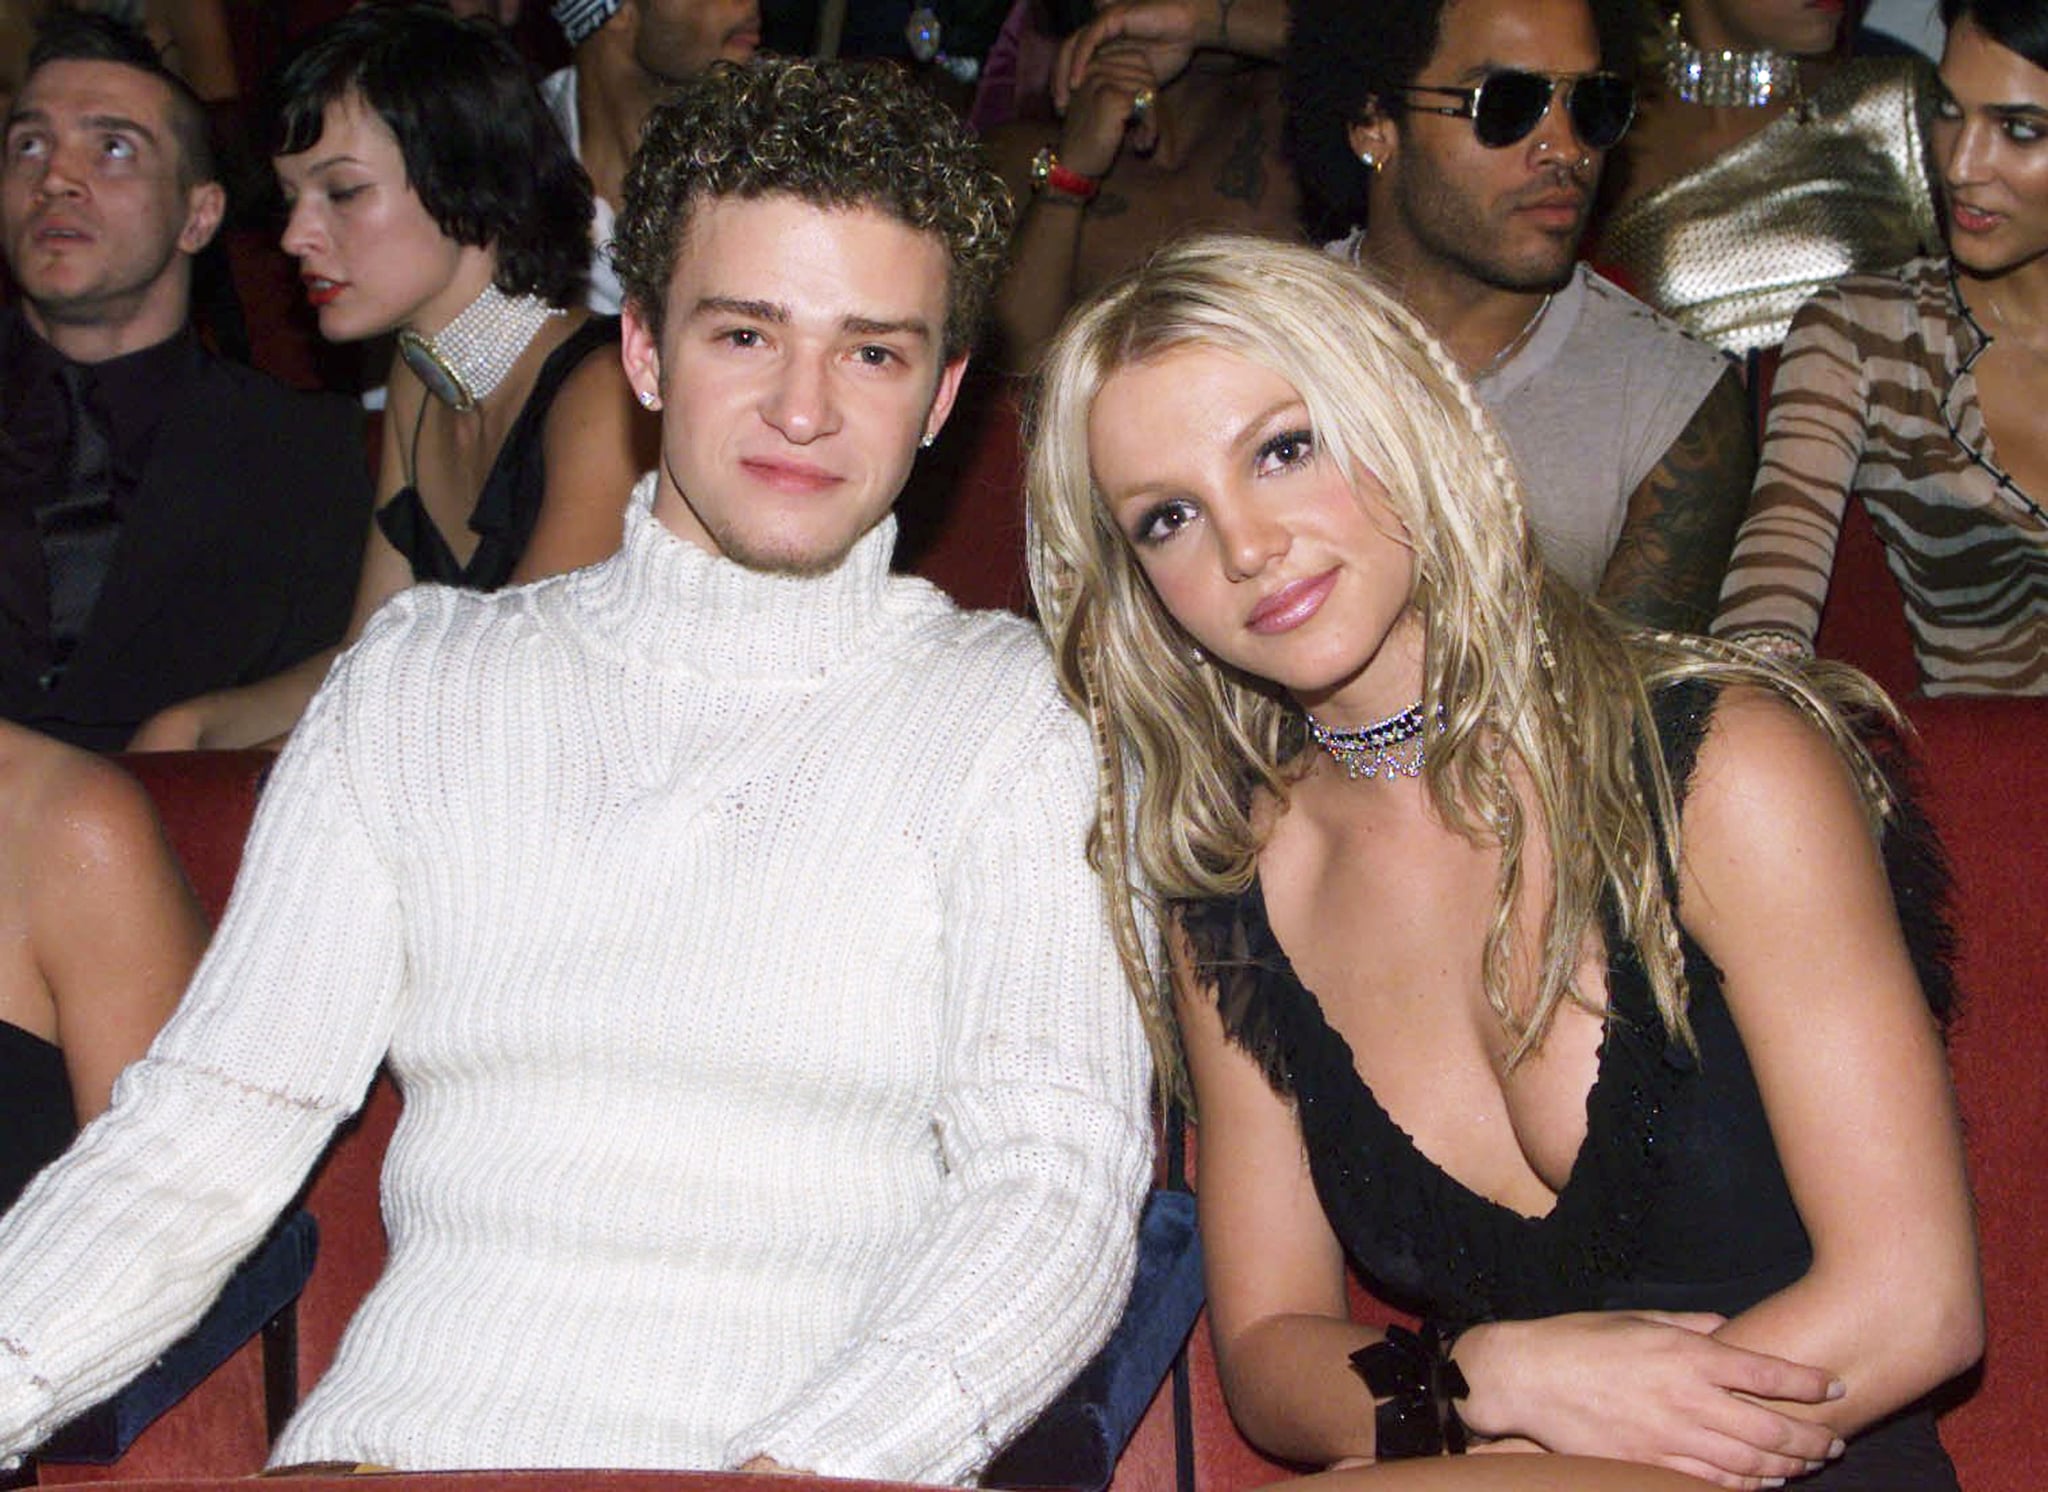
[1358,150,1380,173]
[920,432,937,449]
[637,389,660,411]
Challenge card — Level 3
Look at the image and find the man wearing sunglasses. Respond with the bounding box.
[1289,0,1754,634]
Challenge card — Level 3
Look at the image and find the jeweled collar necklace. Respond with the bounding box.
[1661,9,1803,109]
[397,281,564,413]
[1305,701,1437,781]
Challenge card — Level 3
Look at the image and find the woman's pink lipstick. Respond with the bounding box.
[1247,569,1338,634]
[1950,200,2003,235]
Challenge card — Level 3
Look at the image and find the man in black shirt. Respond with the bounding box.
[0,11,368,750]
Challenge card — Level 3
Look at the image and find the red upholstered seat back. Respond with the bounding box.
[115,751,271,923]
[1902,697,2048,1491]
[1814,497,1920,700]
[894,373,1031,616]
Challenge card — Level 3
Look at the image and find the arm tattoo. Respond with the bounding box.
[1598,365,1757,633]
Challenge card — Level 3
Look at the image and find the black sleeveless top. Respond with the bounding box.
[1171,679,1966,1481]
[1179,682,1960,1485]
[1183,681,1955,1323]
[1,1017,76,1214]
[376,315,621,592]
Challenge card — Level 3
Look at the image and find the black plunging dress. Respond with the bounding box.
[1179,683,1960,1486]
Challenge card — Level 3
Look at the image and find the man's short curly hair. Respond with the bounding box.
[1286,0,1640,228]
[612,57,1012,361]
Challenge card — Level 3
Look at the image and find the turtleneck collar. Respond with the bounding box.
[575,473,901,683]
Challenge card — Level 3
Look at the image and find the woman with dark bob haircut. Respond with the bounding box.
[133,2,653,751]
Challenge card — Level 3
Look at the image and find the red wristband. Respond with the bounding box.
[1030,146,1101,203]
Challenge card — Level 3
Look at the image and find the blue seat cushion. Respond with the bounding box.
[982,1187,1203,1492]
[37,1209,318,1464]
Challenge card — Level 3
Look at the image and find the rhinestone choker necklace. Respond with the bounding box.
[1306,702,1435,781]
[396,282,564,413]
[1661,11,1802,109]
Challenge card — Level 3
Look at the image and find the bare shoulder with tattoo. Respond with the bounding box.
[1599,365,1756,633]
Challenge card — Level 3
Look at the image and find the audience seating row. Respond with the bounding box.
[17,384,2044,1492]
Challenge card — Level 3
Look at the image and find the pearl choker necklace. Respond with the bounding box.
[397,282,564,413]
[1306,702,1435,781]
[1661,11,1802,109]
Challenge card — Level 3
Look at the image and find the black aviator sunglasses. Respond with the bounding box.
[1387,69,1637,151]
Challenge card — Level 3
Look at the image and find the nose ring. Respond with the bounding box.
[1536,137,1590,175]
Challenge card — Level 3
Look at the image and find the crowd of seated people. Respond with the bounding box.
[0,0,2036,1487]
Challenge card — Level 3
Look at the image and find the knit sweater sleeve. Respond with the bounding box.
[0,645,407,1463]
[730,691,1154,1484]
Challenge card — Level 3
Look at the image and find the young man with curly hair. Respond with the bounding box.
[0,57,1151,1482]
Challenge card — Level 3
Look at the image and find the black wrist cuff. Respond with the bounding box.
[1348,1320,1470,1458]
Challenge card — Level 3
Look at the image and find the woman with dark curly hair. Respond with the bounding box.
[133,2,653,750]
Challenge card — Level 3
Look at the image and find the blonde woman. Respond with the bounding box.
[1026,236,1980,1488]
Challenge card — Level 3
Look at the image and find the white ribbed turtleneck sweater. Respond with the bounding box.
[0,477,1152,1481]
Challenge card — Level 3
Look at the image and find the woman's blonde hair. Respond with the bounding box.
[1025,235,1894,1101]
